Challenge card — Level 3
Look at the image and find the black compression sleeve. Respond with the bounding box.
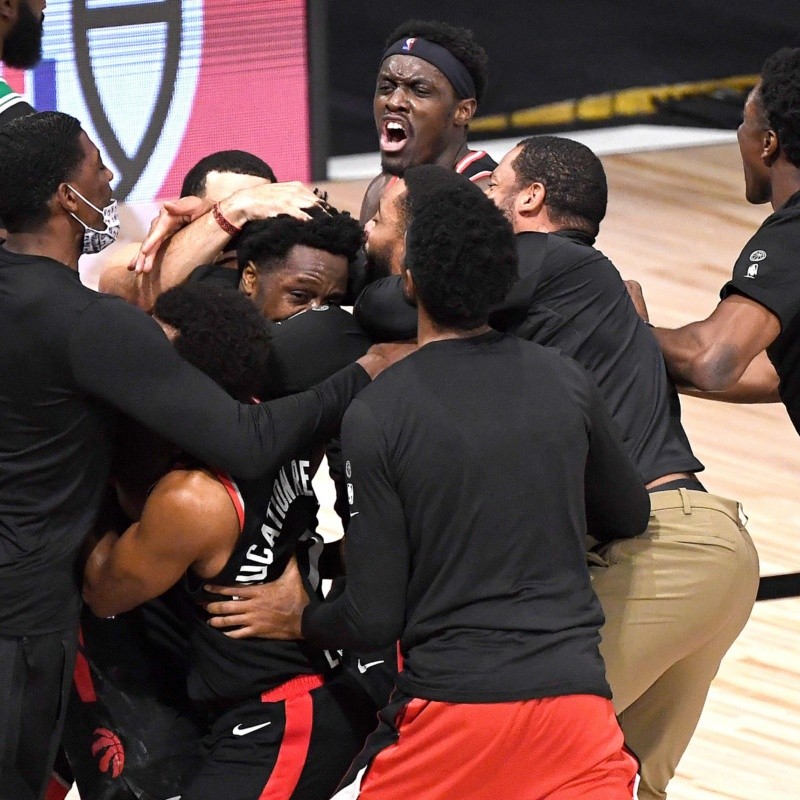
[302,398,408,650]
[68,296,370,479]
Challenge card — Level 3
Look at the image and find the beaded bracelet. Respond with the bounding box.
[212,202,242,236]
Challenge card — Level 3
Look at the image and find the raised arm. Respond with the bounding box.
[99,182,321,311]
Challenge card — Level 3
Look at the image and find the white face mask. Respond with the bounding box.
[67,185,120,254]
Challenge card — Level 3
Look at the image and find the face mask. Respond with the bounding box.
[68,185,120,254]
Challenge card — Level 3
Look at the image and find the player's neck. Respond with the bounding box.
[417,304,491,346]
[3,228,81,271]
[769,165,800,211]
[435,138,471,171]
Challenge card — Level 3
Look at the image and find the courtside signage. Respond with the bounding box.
[2,0,312,201]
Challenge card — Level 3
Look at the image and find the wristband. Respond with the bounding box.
[212,202,242,236]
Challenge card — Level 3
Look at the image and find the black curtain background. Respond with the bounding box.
[327,0,800,156]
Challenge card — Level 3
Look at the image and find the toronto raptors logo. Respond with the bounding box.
[91,727,125,778]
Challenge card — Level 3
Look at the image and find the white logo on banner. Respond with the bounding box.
[42,0,203,202]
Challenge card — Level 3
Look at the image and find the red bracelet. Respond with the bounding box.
[212,202,242,236]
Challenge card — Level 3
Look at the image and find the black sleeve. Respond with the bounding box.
[581,370,650,542]
[68,296,370,480]
[0,99,35,127]
[720,219,800,330]
[325,436,351,530]
[353,276,417,342]
[302,398,409,651]
[185,263,239,288]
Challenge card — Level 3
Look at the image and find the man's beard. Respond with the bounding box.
[3,2,44,70]
[364,247,393,282]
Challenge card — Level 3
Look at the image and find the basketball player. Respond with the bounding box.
[627,47,800,426]
[359,19,496,225]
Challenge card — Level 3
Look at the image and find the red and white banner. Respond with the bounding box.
[11,0,312,202]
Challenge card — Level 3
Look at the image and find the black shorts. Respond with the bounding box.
[0,627,78,800]
[182,670,377,800]
[63,603,204,800]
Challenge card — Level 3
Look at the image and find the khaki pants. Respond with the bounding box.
[590,489,759,800]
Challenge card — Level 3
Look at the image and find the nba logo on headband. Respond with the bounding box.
[403,38,417,51]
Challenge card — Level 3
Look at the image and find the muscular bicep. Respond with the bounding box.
[656,293,781,392]
[82,471,236,617]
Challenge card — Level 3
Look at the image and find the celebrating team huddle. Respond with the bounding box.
[1,6,800,800]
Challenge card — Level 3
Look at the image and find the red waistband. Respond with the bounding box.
[261,673,324,703]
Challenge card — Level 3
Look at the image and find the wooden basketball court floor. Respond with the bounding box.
[72,142,800,799]
[313,143,800,800]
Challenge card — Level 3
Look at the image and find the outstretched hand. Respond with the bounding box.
[204,557,310,640]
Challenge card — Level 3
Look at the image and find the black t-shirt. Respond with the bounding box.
[720,190,800,435]
[490,231,703,484]
[302,331,650,703]
[355,232,703,484]
[0,247,370,635]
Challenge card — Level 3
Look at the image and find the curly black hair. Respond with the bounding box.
[512,136,608,240]
[236,204,364,275]
[180,150,276,198]
[384,19,488,103]
[403,165,517,330]
[153,283,272,402]
[0,111,85,232]
[759,47,800,169]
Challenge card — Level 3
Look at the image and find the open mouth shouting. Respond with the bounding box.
[380,116,411,154]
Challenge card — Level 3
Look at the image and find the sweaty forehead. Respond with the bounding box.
[378,54,451,90]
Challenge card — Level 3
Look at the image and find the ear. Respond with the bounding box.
[239,263,258,296]
[454,98,477,127]
[515,181,547,218]
[763,128,780,165]
[0,0,15,26]
[401,266,416,304]
[55,183,81,216]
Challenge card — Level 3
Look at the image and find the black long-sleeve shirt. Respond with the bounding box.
[302,331,649,703]
[354,232,704,485]
[0,249,369,635]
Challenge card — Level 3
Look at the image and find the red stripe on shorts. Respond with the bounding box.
[73,626,97,703]
[258,691,314,800]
